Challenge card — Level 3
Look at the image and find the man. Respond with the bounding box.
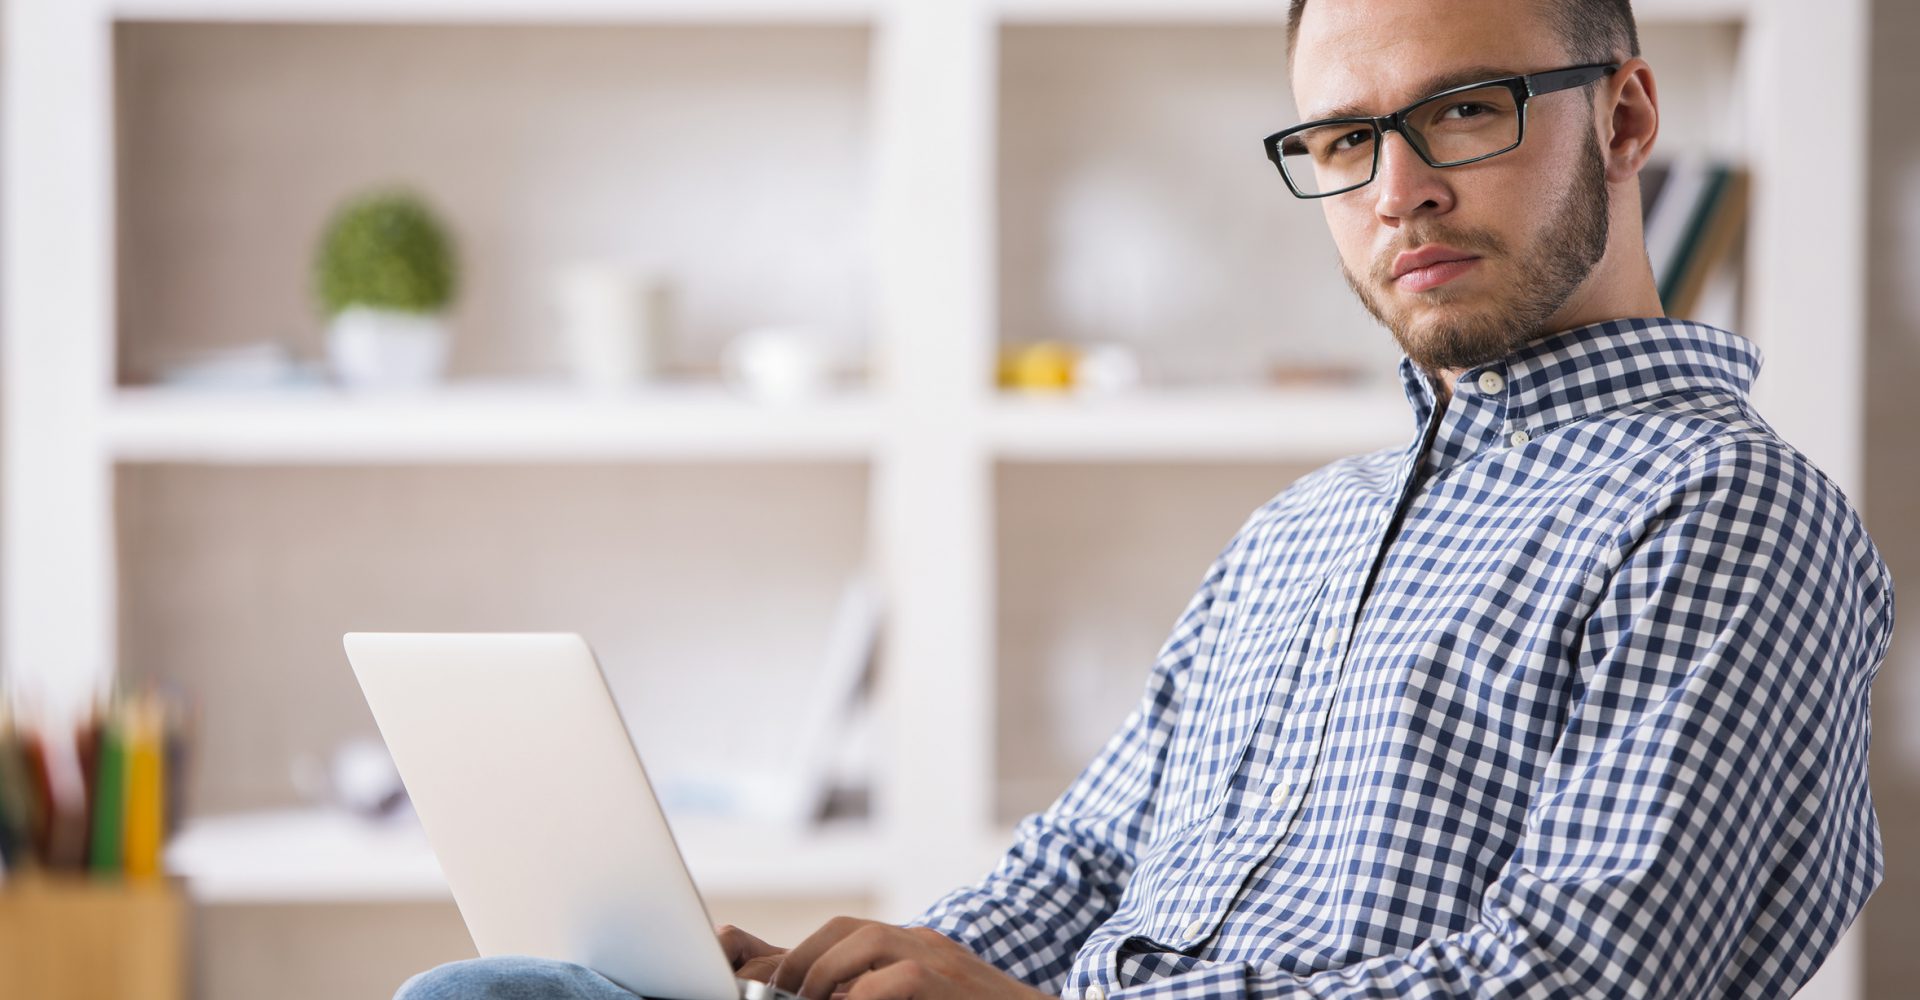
[398,0,1893,997]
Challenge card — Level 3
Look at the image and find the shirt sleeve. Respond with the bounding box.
[1111,438,1895,1000]
[904,542,1234,993]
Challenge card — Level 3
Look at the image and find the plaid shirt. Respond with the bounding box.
[910,318,1894,999]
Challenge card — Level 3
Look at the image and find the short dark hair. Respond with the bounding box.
[1286,0,1641,66]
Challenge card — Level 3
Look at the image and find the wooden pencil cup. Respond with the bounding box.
[0,872,185,1000]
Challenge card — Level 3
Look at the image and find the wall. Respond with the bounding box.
[1863,0,1920,991]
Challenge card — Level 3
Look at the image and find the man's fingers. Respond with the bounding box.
[771,916,871,995]
[797,923,904,1000]
[737,954,784,984]
[844,960,932,1000]
[716,923,786,978]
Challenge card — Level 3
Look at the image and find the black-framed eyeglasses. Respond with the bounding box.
[1263,62,1619,199]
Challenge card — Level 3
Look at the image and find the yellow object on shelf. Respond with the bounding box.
[0,872,185,1000]
[998,341,1080,392]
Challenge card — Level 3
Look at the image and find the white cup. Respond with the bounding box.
[722,326,832,403]
[553,263,671,391]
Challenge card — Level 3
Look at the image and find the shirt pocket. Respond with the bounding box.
[1156,573,1324,837]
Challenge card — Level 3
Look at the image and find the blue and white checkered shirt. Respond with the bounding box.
[910,318,1894,999]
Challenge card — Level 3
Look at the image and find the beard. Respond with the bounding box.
[1340,127,1611,374]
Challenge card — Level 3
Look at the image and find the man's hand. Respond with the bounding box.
[770,917,1053,1000]
[717,923,788,983]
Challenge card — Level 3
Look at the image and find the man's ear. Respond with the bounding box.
[1601,57,1659,183]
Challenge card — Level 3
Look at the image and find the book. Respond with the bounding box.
[776,572,883,828]
[1643,156,1710,293]
[1666,168,1749,319]
[1641,157,1748,320]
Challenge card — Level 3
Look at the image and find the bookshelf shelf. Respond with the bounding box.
[99,0,1756,26]
[989,386,1411,463]
[163,809,883,904]
[100,385,1421,465]
[106,384,881,464]
[990,0,1755,22]
[105,0,879,22]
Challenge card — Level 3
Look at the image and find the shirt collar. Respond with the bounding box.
[1396,317,1763,479]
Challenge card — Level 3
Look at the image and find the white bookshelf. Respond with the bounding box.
[2,0,1871,994]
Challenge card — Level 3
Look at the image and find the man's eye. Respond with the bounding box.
[1440,102,1491,120]
[1330,129,1372,152]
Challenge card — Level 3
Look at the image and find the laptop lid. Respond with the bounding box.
[344,632,743,1000]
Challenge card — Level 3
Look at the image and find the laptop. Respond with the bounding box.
[344,632,803,1000]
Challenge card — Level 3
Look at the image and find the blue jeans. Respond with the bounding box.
[395,955,651,1000]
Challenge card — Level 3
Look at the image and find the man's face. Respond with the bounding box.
[1291,0,1611,376]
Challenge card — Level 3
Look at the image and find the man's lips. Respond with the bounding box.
[1391,245,1482,292]
[1396,257,1481,292]
[1391,244,1480,278]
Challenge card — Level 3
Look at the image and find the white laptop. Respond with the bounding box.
[344,632,801,1000]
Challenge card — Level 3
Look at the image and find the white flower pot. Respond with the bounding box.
[326,306,450,390]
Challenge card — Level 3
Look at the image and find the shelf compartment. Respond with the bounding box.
[993,460,1322,823]
[115,21,874,387]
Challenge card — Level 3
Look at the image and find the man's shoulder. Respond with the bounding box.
[1556,384,1862,539]
[1624,403,1859,533]
[1608,407,1894,632]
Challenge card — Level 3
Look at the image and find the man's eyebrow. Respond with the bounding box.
[1303,64,1519,122]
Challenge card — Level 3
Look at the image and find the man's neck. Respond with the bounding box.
[1429,368,1455,411]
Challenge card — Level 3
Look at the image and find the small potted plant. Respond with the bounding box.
[313,188,459,389]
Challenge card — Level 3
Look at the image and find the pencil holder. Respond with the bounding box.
[0,872,186,1000]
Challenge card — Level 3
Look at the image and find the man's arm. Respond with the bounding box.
[1111,439,1894,1000]
[900,545,1233,993]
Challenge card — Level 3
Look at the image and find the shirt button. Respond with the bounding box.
[1185,917,1210,940]
[1085,987,1107,1000]
[1323,626,1341,649]
[1476,370,1506,395]
[1508,429,1531,447]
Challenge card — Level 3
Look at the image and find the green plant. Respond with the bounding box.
[313,189,459,317]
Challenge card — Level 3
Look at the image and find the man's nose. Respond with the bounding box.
[1372,130,1453,220]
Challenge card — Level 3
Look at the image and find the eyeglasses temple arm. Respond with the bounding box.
[1526,63,1620,97]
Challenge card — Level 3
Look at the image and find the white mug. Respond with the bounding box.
[553,263,671,391]
[722,326,832,403]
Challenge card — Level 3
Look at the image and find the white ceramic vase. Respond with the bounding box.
[326,305,450,389]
